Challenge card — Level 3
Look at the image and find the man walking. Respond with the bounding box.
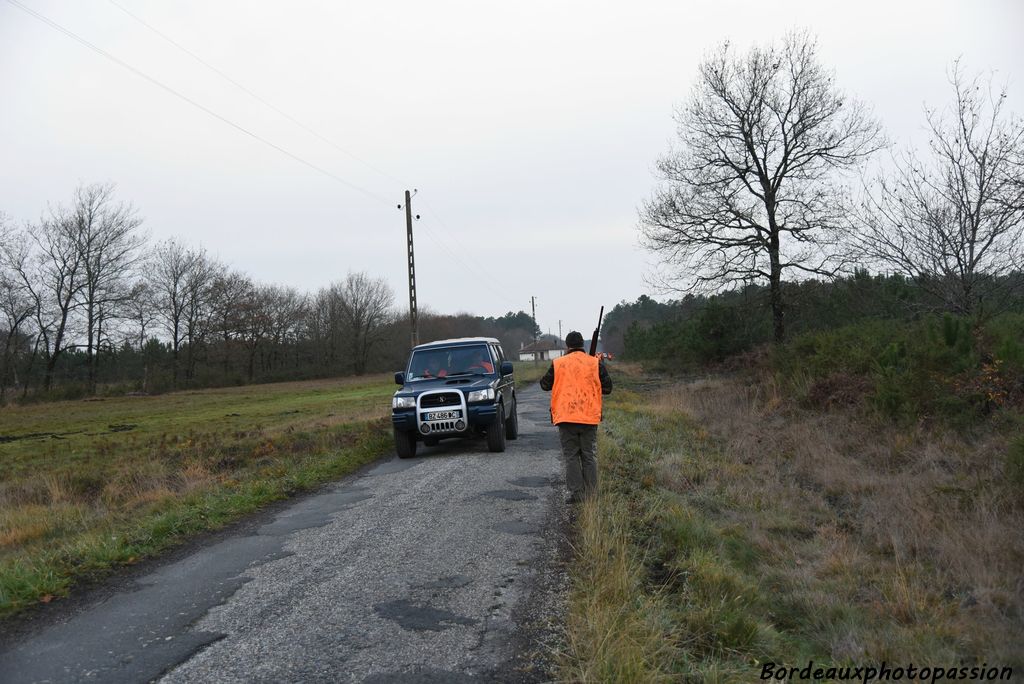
[539,330,613,503]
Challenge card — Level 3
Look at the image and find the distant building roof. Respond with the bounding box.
[519,339,565,353]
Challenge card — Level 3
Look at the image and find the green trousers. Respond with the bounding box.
[557,422,599,500]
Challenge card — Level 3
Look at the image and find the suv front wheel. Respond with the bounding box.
[394,428,417,459]
[486,403,506,453]
[505,397,519,440]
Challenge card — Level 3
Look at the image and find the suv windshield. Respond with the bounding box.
[407,344,495,380]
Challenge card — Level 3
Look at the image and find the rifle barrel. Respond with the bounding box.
[589,306,604,356]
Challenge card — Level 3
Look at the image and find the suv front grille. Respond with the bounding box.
[420,392,461,409]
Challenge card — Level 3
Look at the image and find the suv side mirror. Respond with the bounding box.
[394,372,405,385]
[500,361,513,377]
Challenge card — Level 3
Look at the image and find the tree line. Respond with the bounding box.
[639,32,1024,343]
[604,271,1024,361]
[0,192,539,402]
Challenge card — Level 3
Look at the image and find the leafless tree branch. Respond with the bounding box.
[640,30,884,340]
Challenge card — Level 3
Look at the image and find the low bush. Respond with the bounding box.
[770,314,1024,424]
[626,300,769,367]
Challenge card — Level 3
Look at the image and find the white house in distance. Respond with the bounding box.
[517,338,566,362]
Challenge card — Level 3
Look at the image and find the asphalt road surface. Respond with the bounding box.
[0,384,570,683]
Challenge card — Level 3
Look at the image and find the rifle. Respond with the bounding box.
[589,306,604,356]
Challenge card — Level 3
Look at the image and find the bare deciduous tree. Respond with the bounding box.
[209,270,254,379]
[265,286,307,373]
[852,62,1024,318]
[337,272,395,375]
[308,286,340,372]
[71,183,145,393]
[151,238,213,387]
[125,280,158,350]
[640,31,883,341]
[0,217,35,401]
[182,252,218,382]
[21,205,88,391]
[239,284,274,382]
[123,279,158,391]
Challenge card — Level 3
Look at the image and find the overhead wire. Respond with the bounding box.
[103,0,514,304]
[102,0,527,305]
[105,0,411,192]
[4,0,393,206]
[10,0,530,316]
[105,0,517,307]
[415,204,522,309]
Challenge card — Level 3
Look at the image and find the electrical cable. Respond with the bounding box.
[10,0,530,317]
[105,0,411,191]
[101,0,519,312]
[4,0,393,206]
[415,212,522,310]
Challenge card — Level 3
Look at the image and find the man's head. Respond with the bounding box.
[566,331,585,349]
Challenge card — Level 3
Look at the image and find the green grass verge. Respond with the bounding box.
[0,376,394,618]
[562,368,1022,682]
[512,360,550,388]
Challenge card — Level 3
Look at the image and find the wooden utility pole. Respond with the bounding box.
[403,190,418,348]
[530,296,538,365]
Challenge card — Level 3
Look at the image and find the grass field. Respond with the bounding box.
[512,359,550,388]
[562,365,1022,682]
[0,375,396,618]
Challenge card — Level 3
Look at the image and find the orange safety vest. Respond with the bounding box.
[550,352,602,425]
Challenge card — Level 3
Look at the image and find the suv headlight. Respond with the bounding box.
[392,395,415,409]
[467,387,495,403]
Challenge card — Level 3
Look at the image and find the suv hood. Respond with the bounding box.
[399,376,494,394]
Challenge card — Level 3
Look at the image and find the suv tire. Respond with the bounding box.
[394,428,417,459]
[487,403,507,453]
[505,397,519,440]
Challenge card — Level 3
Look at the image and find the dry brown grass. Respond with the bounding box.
[655,374,1024,665]
[562,497,678,683]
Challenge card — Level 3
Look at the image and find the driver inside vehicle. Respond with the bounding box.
[423,355,448,378]
[467,348,494,374]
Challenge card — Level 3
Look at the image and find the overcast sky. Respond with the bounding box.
[2,0,1022,337]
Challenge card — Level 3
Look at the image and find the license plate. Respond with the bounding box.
[425,410,460,421]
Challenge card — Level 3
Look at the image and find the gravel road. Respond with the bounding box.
[0,384,570,683]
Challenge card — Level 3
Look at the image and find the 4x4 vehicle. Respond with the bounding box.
[391,337,518,458]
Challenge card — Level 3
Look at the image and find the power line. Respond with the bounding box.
[5,0,392,206]
[10,0,530,317]
[99,0,517,309]
[415,213,522,309]
[418,199,505,284]
[105,0,410,191]
[104,0,512,311]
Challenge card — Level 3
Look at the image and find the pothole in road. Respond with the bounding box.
[492,521,540,536]
[364,458,423,477]
[417,574,473,589]
[479,490,537,501]
[374,599,478,632]
[506,476,551,488]
[362,669,479,683]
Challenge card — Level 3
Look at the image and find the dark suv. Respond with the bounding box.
[391,337,518,458]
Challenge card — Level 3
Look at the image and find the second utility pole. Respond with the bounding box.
[404,190,418,348]
[530,296,538,366]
